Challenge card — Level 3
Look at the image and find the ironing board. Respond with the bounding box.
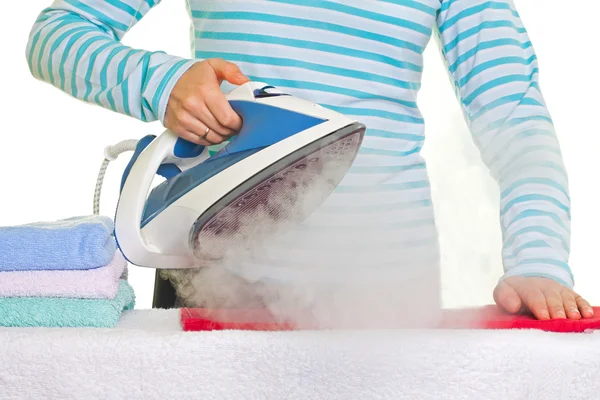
[1,309,600,400]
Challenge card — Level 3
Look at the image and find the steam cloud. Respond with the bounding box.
[163,132,444,330]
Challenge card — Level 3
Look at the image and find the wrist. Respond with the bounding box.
[143,56,200,124]
[501,262,575,289]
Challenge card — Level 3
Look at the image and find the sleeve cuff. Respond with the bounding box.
[501,263,575,289]
[152,58,200,125]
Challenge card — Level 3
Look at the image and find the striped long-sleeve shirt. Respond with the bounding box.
[26,0,574,287]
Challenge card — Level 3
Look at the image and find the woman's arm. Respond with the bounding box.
[436,0,573,287]
[26,0,197,124]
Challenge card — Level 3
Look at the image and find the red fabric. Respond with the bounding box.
[180,308,298,331]
[439,305,600,332]
[180,306,600,333]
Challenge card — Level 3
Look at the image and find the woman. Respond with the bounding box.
[26,0,592,320]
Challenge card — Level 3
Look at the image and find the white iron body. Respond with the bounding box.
[115,82,363,269]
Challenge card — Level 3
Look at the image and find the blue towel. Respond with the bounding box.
[0,215,116,271]
[0,279,135,328]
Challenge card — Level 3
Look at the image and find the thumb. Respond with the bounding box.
[493,280,522,314]
[207,58,250,85]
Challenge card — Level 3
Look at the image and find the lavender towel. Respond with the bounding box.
[0,251,126,299]
[0,215,116,271]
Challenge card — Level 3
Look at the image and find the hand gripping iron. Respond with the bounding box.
[110,82,366,269]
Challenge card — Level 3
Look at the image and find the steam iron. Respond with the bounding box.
[113,82,366,269]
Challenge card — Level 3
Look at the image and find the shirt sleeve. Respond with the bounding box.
[435,0,573,287]
[25,0,198,124]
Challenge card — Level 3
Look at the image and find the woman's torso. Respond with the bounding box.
[187,0,443,279]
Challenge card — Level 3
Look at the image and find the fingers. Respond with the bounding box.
[168,113,225,146]
[164,58,248,145]
[203,88,244,132]
[176,130,204,145]
[542,288,566,319]
[575,294,594,319]
[498,276,594,321]
[184,86,242,134]
[207,58,250,85]
[176,129,216,147]
[167,96,232,146]
[493,281,523,314]
[561,290,581,320]
[520,287,550,320]
[182,97,236,138]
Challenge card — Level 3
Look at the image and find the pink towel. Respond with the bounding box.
[0,251,126,299]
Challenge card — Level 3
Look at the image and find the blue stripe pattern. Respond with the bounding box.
[25,0,573,286]
[27,0,196,122]
[192,10,426,54]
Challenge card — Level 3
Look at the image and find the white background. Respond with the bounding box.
[1,1,598,309]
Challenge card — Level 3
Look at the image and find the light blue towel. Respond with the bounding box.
[0,279,135,328]
[0,215,116,271]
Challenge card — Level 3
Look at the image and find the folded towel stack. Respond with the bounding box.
[0,216,135,328]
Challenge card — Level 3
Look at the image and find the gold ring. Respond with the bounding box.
[201,127,210,140]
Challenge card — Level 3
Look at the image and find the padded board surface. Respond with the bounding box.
[181,306,600,332]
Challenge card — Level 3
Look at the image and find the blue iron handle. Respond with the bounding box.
[121,97,327,191]
[213,100,326,157]
[173,99,325,158]
[120,100,255,190]
[169,100,250,160]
